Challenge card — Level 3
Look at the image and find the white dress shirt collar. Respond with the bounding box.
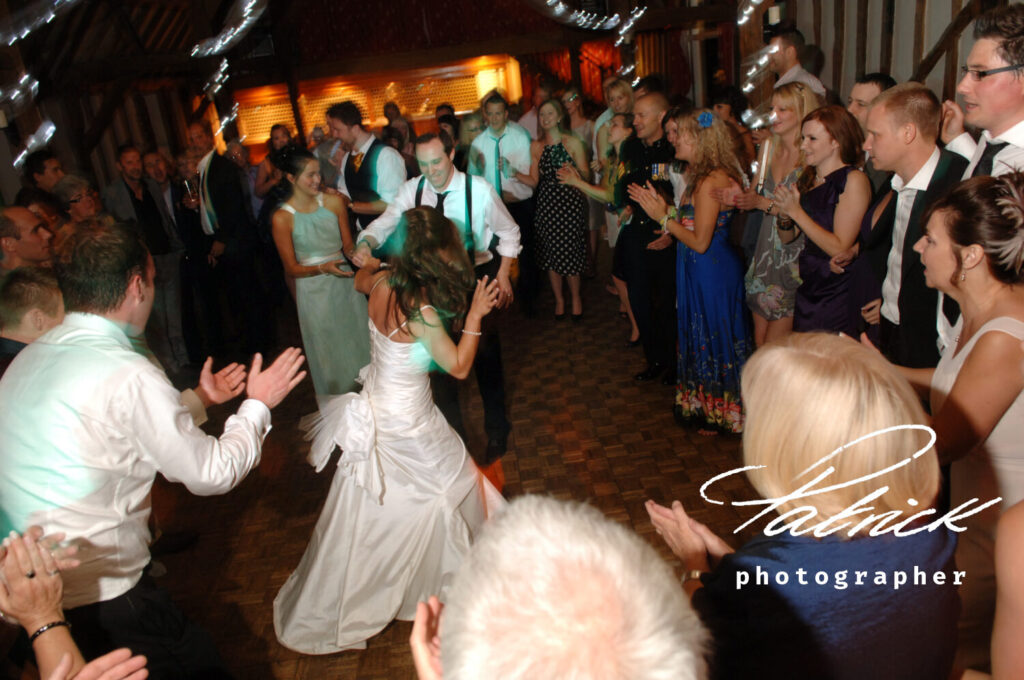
[983,117,1024,147]
[891,147,941,194]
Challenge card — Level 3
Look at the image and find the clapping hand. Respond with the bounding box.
[711,184,759,211]
[771,183,801,219]
[0,530,65,632]
[0,527,79,573]
[194,358,246,407]
[626,181,669,222]
[409,596,443,680]
[645,500,733,572]
[46,649,148,680]
[245,348,306,409]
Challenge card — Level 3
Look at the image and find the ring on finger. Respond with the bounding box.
[25,570,36,579]
[47,569,59,576]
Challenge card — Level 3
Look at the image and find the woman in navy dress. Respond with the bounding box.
[629,109,752,434]
[773,105,871,335]
[646,333,958,680]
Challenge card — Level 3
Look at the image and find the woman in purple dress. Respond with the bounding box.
[773,105,871,335]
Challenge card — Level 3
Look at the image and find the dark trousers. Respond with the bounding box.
[214,245,271,358]
[181,250,219,363]
[65,575,231,680]
[505,197,539,314]
[432,257,510,463]
[620,226,676,368]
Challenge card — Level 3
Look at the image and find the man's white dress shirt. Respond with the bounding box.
[335,133,407,204]
[360,170,521,266]
[0,313,271,608]
[775,64,827,98]
[197,148,216,236]
[881,148,941,325]
[468,122,534,201]
[946,118,1024,178]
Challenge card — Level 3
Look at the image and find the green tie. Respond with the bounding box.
[493,134,505,195]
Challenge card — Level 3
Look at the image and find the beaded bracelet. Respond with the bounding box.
[30,620,70,644]
[463,330,482,336]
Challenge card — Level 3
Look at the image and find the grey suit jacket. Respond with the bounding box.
[103,178,183,251]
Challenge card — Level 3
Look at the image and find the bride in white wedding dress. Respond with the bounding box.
[274,207,507,654]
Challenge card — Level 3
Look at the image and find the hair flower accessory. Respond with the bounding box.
[698,112,714,129]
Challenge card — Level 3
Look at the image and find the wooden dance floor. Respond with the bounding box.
[153,257,758,678]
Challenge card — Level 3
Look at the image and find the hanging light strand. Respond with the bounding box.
[13,120,56,169]
[215,102,240,136]
[0,0,83,47]
[190,0,268,58]
[527,0,638,32]
[203,59,231,100]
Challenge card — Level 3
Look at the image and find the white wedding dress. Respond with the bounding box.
[273,313,506,654]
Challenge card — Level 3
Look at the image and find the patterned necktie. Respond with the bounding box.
[352,152,365,173]
[493,134,505,194]
[975,140,1009,177]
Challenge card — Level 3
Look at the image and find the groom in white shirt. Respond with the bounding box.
[0,222,306,678]
[355,131,521,463]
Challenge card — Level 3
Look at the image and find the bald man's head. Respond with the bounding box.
[632,93,670,143]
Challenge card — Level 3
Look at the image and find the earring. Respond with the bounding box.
[960,272,966,282]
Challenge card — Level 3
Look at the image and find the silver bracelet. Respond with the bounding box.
[463,329,482,336]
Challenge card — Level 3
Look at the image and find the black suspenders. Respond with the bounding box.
[414,174,474,253]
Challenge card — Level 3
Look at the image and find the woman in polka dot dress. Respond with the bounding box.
[519,99,590,320]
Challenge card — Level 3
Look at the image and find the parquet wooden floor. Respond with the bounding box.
[150,253,763,679]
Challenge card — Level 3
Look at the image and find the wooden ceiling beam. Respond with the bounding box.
[112,0,148,53]
[80,76,132,153]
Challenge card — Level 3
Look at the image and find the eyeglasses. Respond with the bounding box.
[960,63,1024,81]
[68,194,85,204]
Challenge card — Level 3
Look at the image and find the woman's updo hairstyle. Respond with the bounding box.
[272,145,316,180]
[923,171,1024,285]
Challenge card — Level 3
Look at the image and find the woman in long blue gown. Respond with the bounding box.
[629,110,752,434]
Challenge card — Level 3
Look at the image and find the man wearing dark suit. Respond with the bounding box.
[858,83,969,367]
[846,72,898,200]
[143,150,218,362]
[188,120,270,358]
[103,144,189,373]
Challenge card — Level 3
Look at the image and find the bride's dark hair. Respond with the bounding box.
[388,207,475,333]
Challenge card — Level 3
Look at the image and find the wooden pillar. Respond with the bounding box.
[880,0,895,75]
[570,41,583,88]
[944,0,964,100]
[856,0,868,79]
[832,0,846,93]
[286,71,306,147]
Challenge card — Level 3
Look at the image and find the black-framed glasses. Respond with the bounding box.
[961,64,1024,81]
[68,194,85,204]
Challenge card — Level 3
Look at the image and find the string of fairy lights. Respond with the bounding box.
[525,2,648,87]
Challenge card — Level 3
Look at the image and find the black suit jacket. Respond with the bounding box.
[203,152,255,251]
[863,148,968,367]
